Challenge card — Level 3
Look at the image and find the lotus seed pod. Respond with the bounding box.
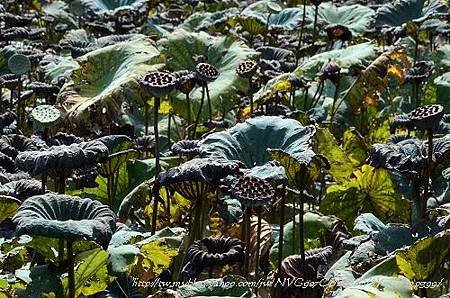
[138,71,177,98]
[195,62,219,83]
[31,105,61,128]
[236,60,258,78]
[408,104,444,130]
[231,175,275,207]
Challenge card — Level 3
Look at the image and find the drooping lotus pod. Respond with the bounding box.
[182,236,245,278]
[171,139,200,156]
[12,193,116,247]
[15,140,108,177]
[229,175,275,208]
[408,104,444,130]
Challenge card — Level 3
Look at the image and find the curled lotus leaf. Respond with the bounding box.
[198,116,321,182]
[182,236,245,278]
[12,193,116,247]
[158,158,242,186]
[0,179,42,201]
[15,140,108,177]
[368,135,450,175]
[0,134,38,159]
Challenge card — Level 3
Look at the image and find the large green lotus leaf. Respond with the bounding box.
[434,45,450,68]
[40,54,80,84]
[434,72,450,106]
[75,0,148,15]
[0,195,20,223]
[254,43,376,102]
[180,8,239,32]
[12,194,116,247]
[306,3,375,36]
[159,29,258,121]
[176,275,252,298]
[107,245,141,275]
[354,213,387,235]
[333,274,414,298]
[241,1,303,31]
[57,38,165,123]
[269,211,336,267]
[0,46,17,75]
[396,230,450,281]
[198,116,318,182]
[320,165,411,229]
[42,1,78,28]
[373,0,446,27]
[61,247,111,297]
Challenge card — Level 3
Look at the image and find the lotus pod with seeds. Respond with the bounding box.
[195,62,219,83]
[138,71,177,98]
[408,104,444,130]
[236,60,258,78]
[31,105,61,128]
[231,175,275,207]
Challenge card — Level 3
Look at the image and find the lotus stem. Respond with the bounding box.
[299,0,307,46]
[248,78,254,116]
[166,187,171,226]
[58,238,64,267]
[312,4,319,45]
[310,80,324,109]
[413,34,419,65]
[277,184,285,296]
[144,102,149,136]
[186,93,192,126]
[299,190,306,280]
[42,174,47,193]
[330,74,341,131]
[67,240,75,298]
[151,96,161,235]
[16,75,21,129]
[264,13,272,46]
[244,207,251,278]
[205,84,212,122]
[193,87,205,138]
[168,111,172,149]
[255,207,262,281]
[292,193,296,253]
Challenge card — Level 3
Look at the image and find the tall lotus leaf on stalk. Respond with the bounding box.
[7,54,30,129]
[96,135,137,208]
[15,140,109,194]
[138,71,177,235]
[12,193,116,298]
[228,175,274,278]
[368,105,450,221]
[157,158,242,245]
[197,116,329,284]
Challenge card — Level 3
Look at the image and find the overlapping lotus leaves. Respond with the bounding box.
[368,135,450,174]
[12,193,116,247]
[306,2,374,36]
[15,140,108,176]
[0,134,38,159]
[181,8,238,32]
[159,29,258,120]
[198,116,318,182]
[76,0,149,16]
[373,0,446,28]
[158,158,242,186]
[0,179,42,201]
[241,1,304,31]
[57,38,165,123]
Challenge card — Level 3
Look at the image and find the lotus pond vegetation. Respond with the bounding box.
[0,0,449,297]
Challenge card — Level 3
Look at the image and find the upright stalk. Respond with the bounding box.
[151,97,161,235]
[329,75,341,131]
[244,208,251,278]
[248,78,254,116]
[67,240,75,298]
[205,84,213,122]
[144,103,149,136]
[193,87,205,138]
[255,207,262,281]
[312,4,319,45]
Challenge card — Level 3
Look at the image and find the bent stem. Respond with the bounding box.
[67,240,75,298]
[151,97,161,235]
